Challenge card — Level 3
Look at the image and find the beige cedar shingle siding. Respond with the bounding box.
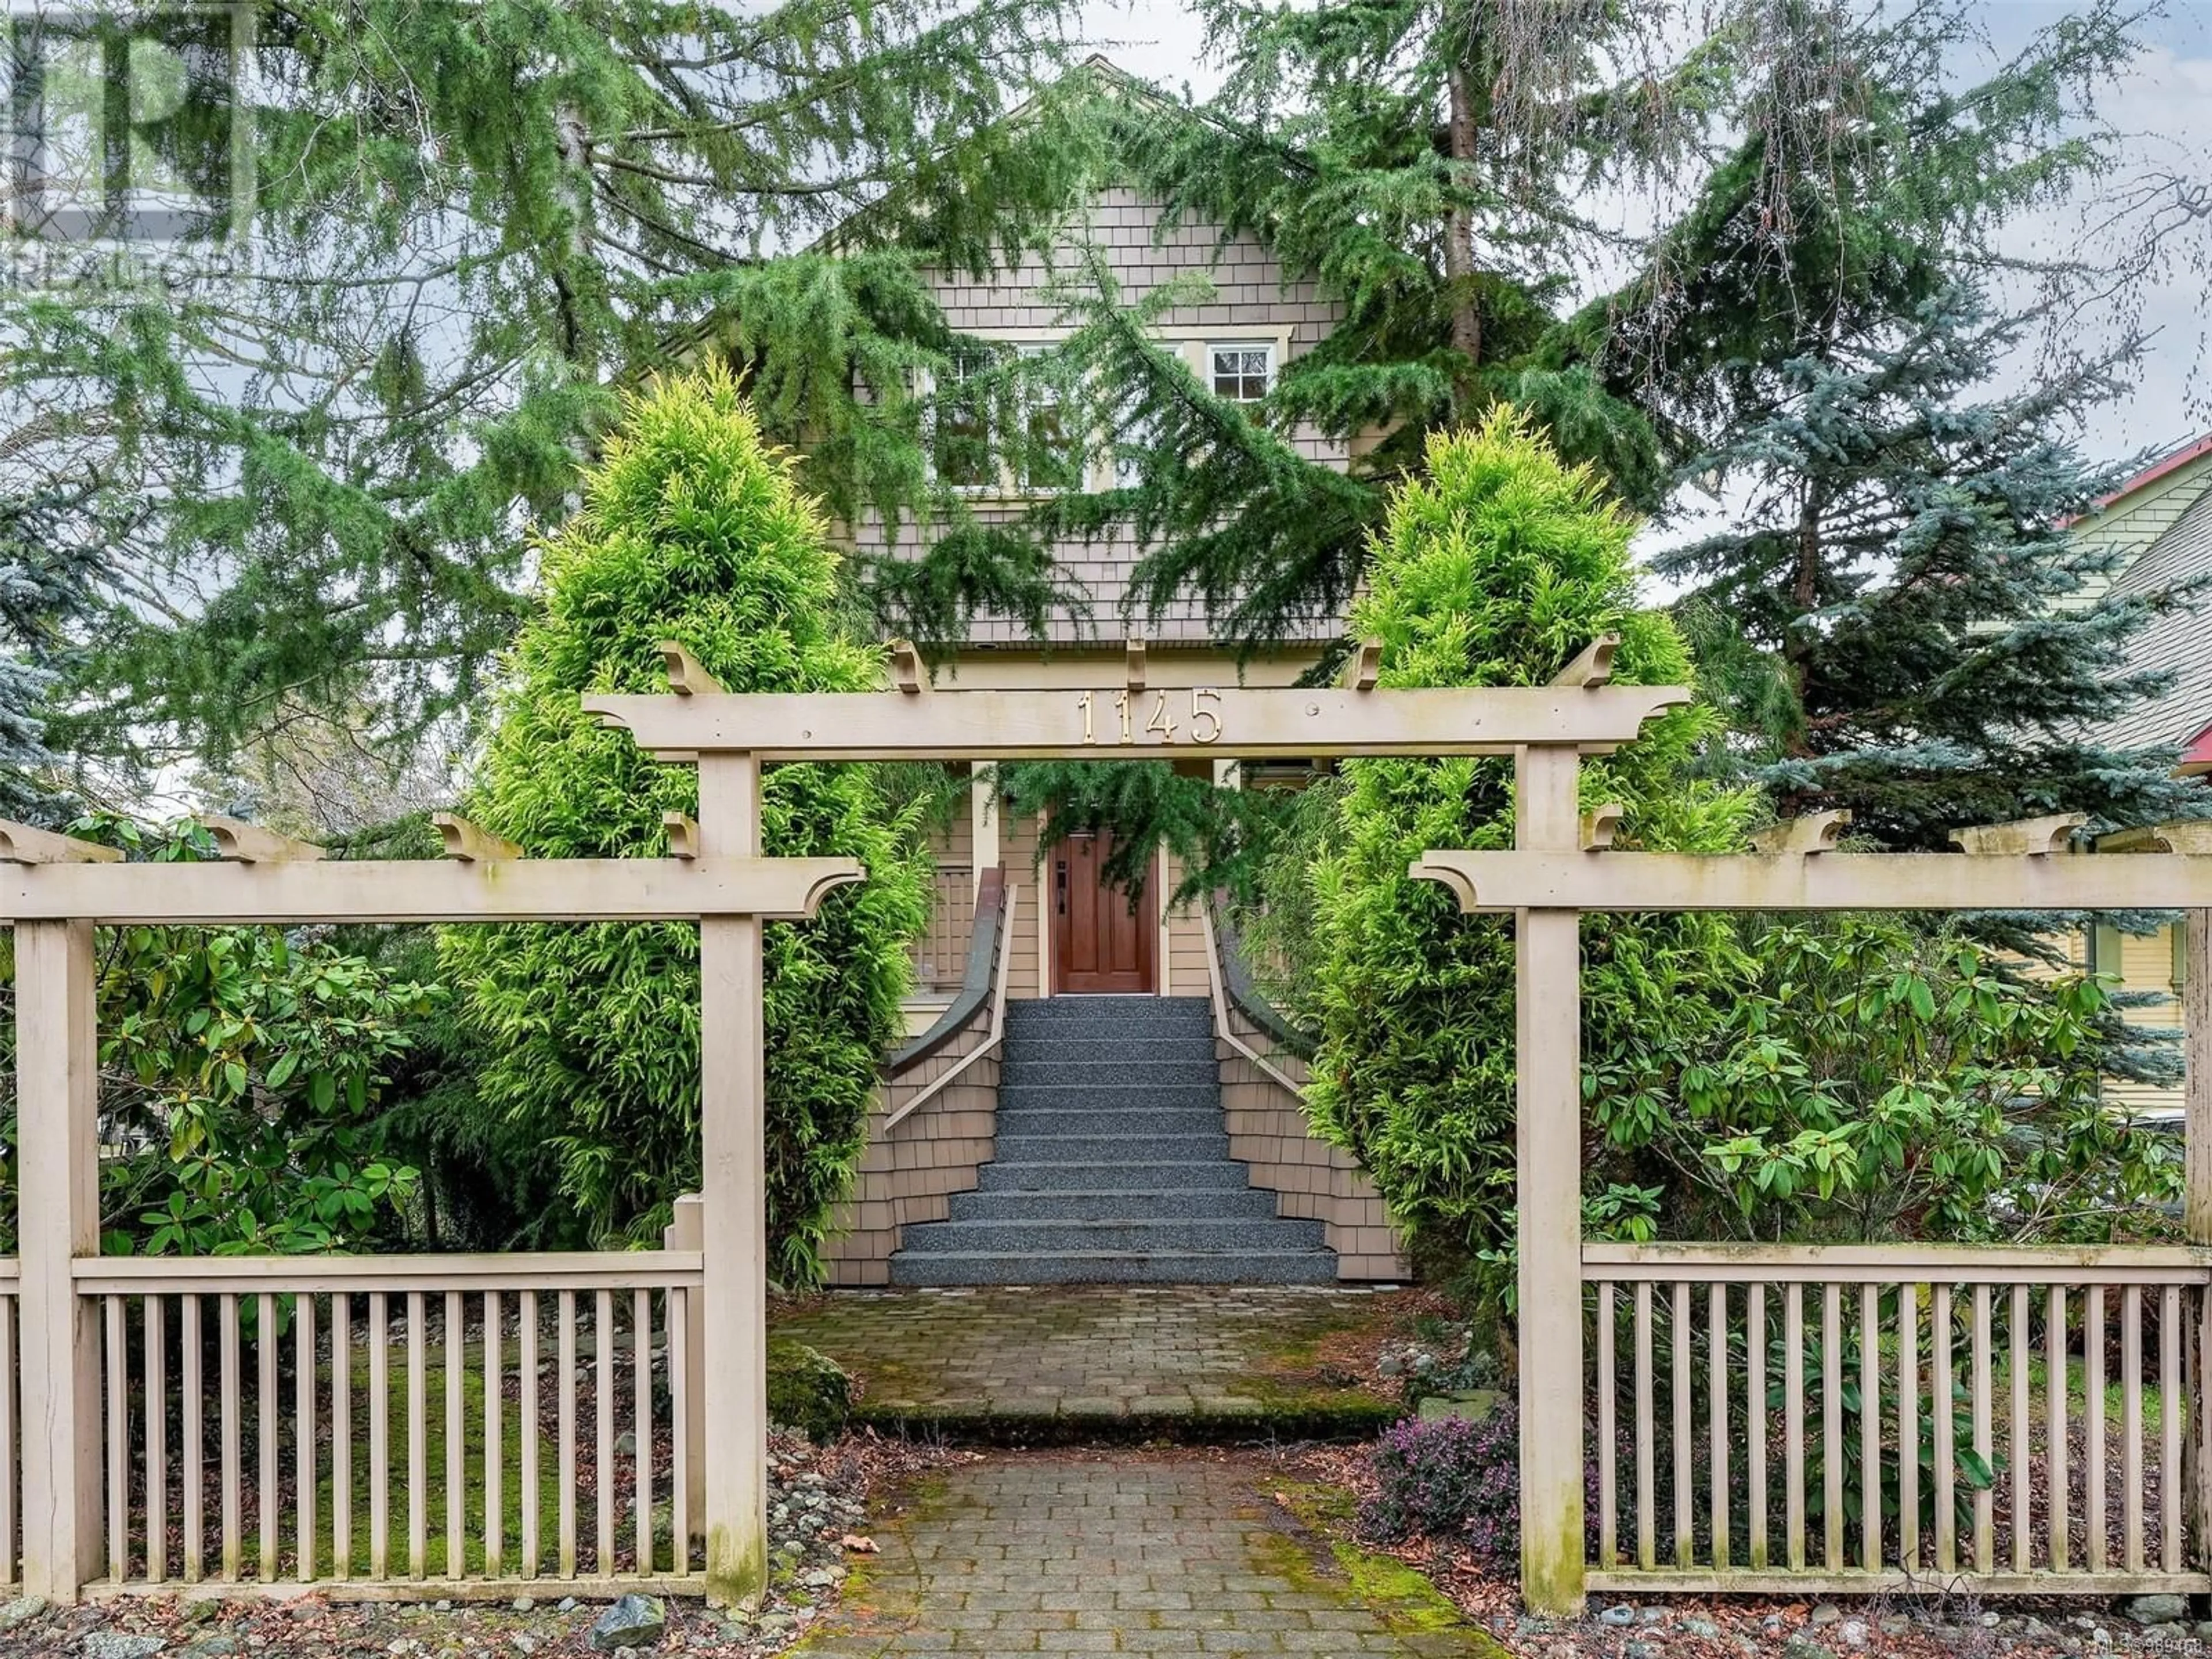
[847,188,1353,647]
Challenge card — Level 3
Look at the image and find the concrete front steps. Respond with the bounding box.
[889,995,1338,1286]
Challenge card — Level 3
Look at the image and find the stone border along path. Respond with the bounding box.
[768,1285,1413,1444]
[791,1452,1494,1658]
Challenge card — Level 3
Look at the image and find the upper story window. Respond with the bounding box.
[1018,343,1085,493]
[929,342,1085,494]
[1210,342,1275,403]
[931,346,998,491]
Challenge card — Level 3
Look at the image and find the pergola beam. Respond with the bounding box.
[583,684,1693,761]
[0,857,862,925]
[1412,849,2212,913]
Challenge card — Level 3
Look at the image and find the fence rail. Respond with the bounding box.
[79,1254,700,1599]
[1585,1241,2207,1596]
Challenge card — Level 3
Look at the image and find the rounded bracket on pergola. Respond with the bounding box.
[1749,809,1851,855]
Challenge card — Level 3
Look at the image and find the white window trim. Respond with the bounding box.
[1205,339,1277,403]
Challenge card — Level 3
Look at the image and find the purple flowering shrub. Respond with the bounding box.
[1359,1401,1520,1569]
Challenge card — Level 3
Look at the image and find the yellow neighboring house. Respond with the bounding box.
[2067,434,2212,1117]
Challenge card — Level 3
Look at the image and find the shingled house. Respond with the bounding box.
[2066,433,2212,1118]
[804,88,1408,1287]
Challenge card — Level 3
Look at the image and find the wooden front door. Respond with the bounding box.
[1053,832,1155,994]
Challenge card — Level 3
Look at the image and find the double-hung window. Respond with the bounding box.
[1018,342,1085,493]
[931,346,998,491]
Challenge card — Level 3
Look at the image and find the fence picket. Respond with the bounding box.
[1785,1283,1805,1572]
[522,1291,540,1579]
[221,1292,241,1581]
[370,1291,390,1579]
[2088,1287,2107,1571]
[597,1288,615,1574]
[1898,1287,1917,1571]
[105,1295,124,1581]
[1822,1283,1842,1572]
[1972,1284,1993,1574]
[1672,1281,1691,1569]
[1747,1285,1766,1571]
[447,1290,465,1581]
[2049,1286,2068,1571]
[2124,1285,2144,1573]
[670,1286,690,1572]
[260,1291,278,1581]
[559,1290,577,1579]
[486,1291,503,1580]
[1709,1283,1728,1573]
[183,1294,203,1582]
[297,1294,315,1582]
[1933,1283,1955,1574]
[634,1288,653,1575]
[1597,1283,1616,1570]
[334,1295,351,1581]
[146,1297,165,1586]
[2010,1284,2029,1574]
[1860,1286,1879,1573]
[2162,1284,2181,1574]
[408,1290,427,1580]
[1634,1282,1654,1571]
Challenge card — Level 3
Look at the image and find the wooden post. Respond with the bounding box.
[17,919,103,1599]
[697,756,768,1605]
[969,763,999,897]
[2184,908,2212,1569]
[1515,744,1586,1615]
[664,1192,708,1553]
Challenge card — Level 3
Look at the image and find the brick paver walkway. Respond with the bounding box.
[770,1286,1410,1438]
[796,1456,1482,1657]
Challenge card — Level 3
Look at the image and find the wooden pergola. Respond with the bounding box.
[10,641,2209,1613]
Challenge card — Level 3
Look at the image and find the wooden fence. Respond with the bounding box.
[77,1256,700,1599]
[1584,1243,2207,1596]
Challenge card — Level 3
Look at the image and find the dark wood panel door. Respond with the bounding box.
[1054,832,1155,994]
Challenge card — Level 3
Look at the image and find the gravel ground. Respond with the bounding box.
[0,1430,976,1659]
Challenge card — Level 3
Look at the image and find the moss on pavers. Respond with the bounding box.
[1263,1479,1511,1658]
[769,1284,1410,1445]
[793,1453,1488,1658]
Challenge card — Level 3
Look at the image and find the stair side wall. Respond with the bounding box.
[1216,997,1411,1283]
[823,1043,999,1286]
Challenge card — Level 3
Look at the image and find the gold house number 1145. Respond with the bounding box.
[1077,688,1223,744]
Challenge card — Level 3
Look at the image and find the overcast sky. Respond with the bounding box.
[1079,0,2212,472]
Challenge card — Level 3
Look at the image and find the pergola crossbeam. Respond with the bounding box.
[0,856,862,924]
[1412,848,2212,912]
[582,683,1694,760]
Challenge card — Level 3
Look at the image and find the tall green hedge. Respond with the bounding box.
[441,368,929,1284]
[1302,411,1758,1285]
